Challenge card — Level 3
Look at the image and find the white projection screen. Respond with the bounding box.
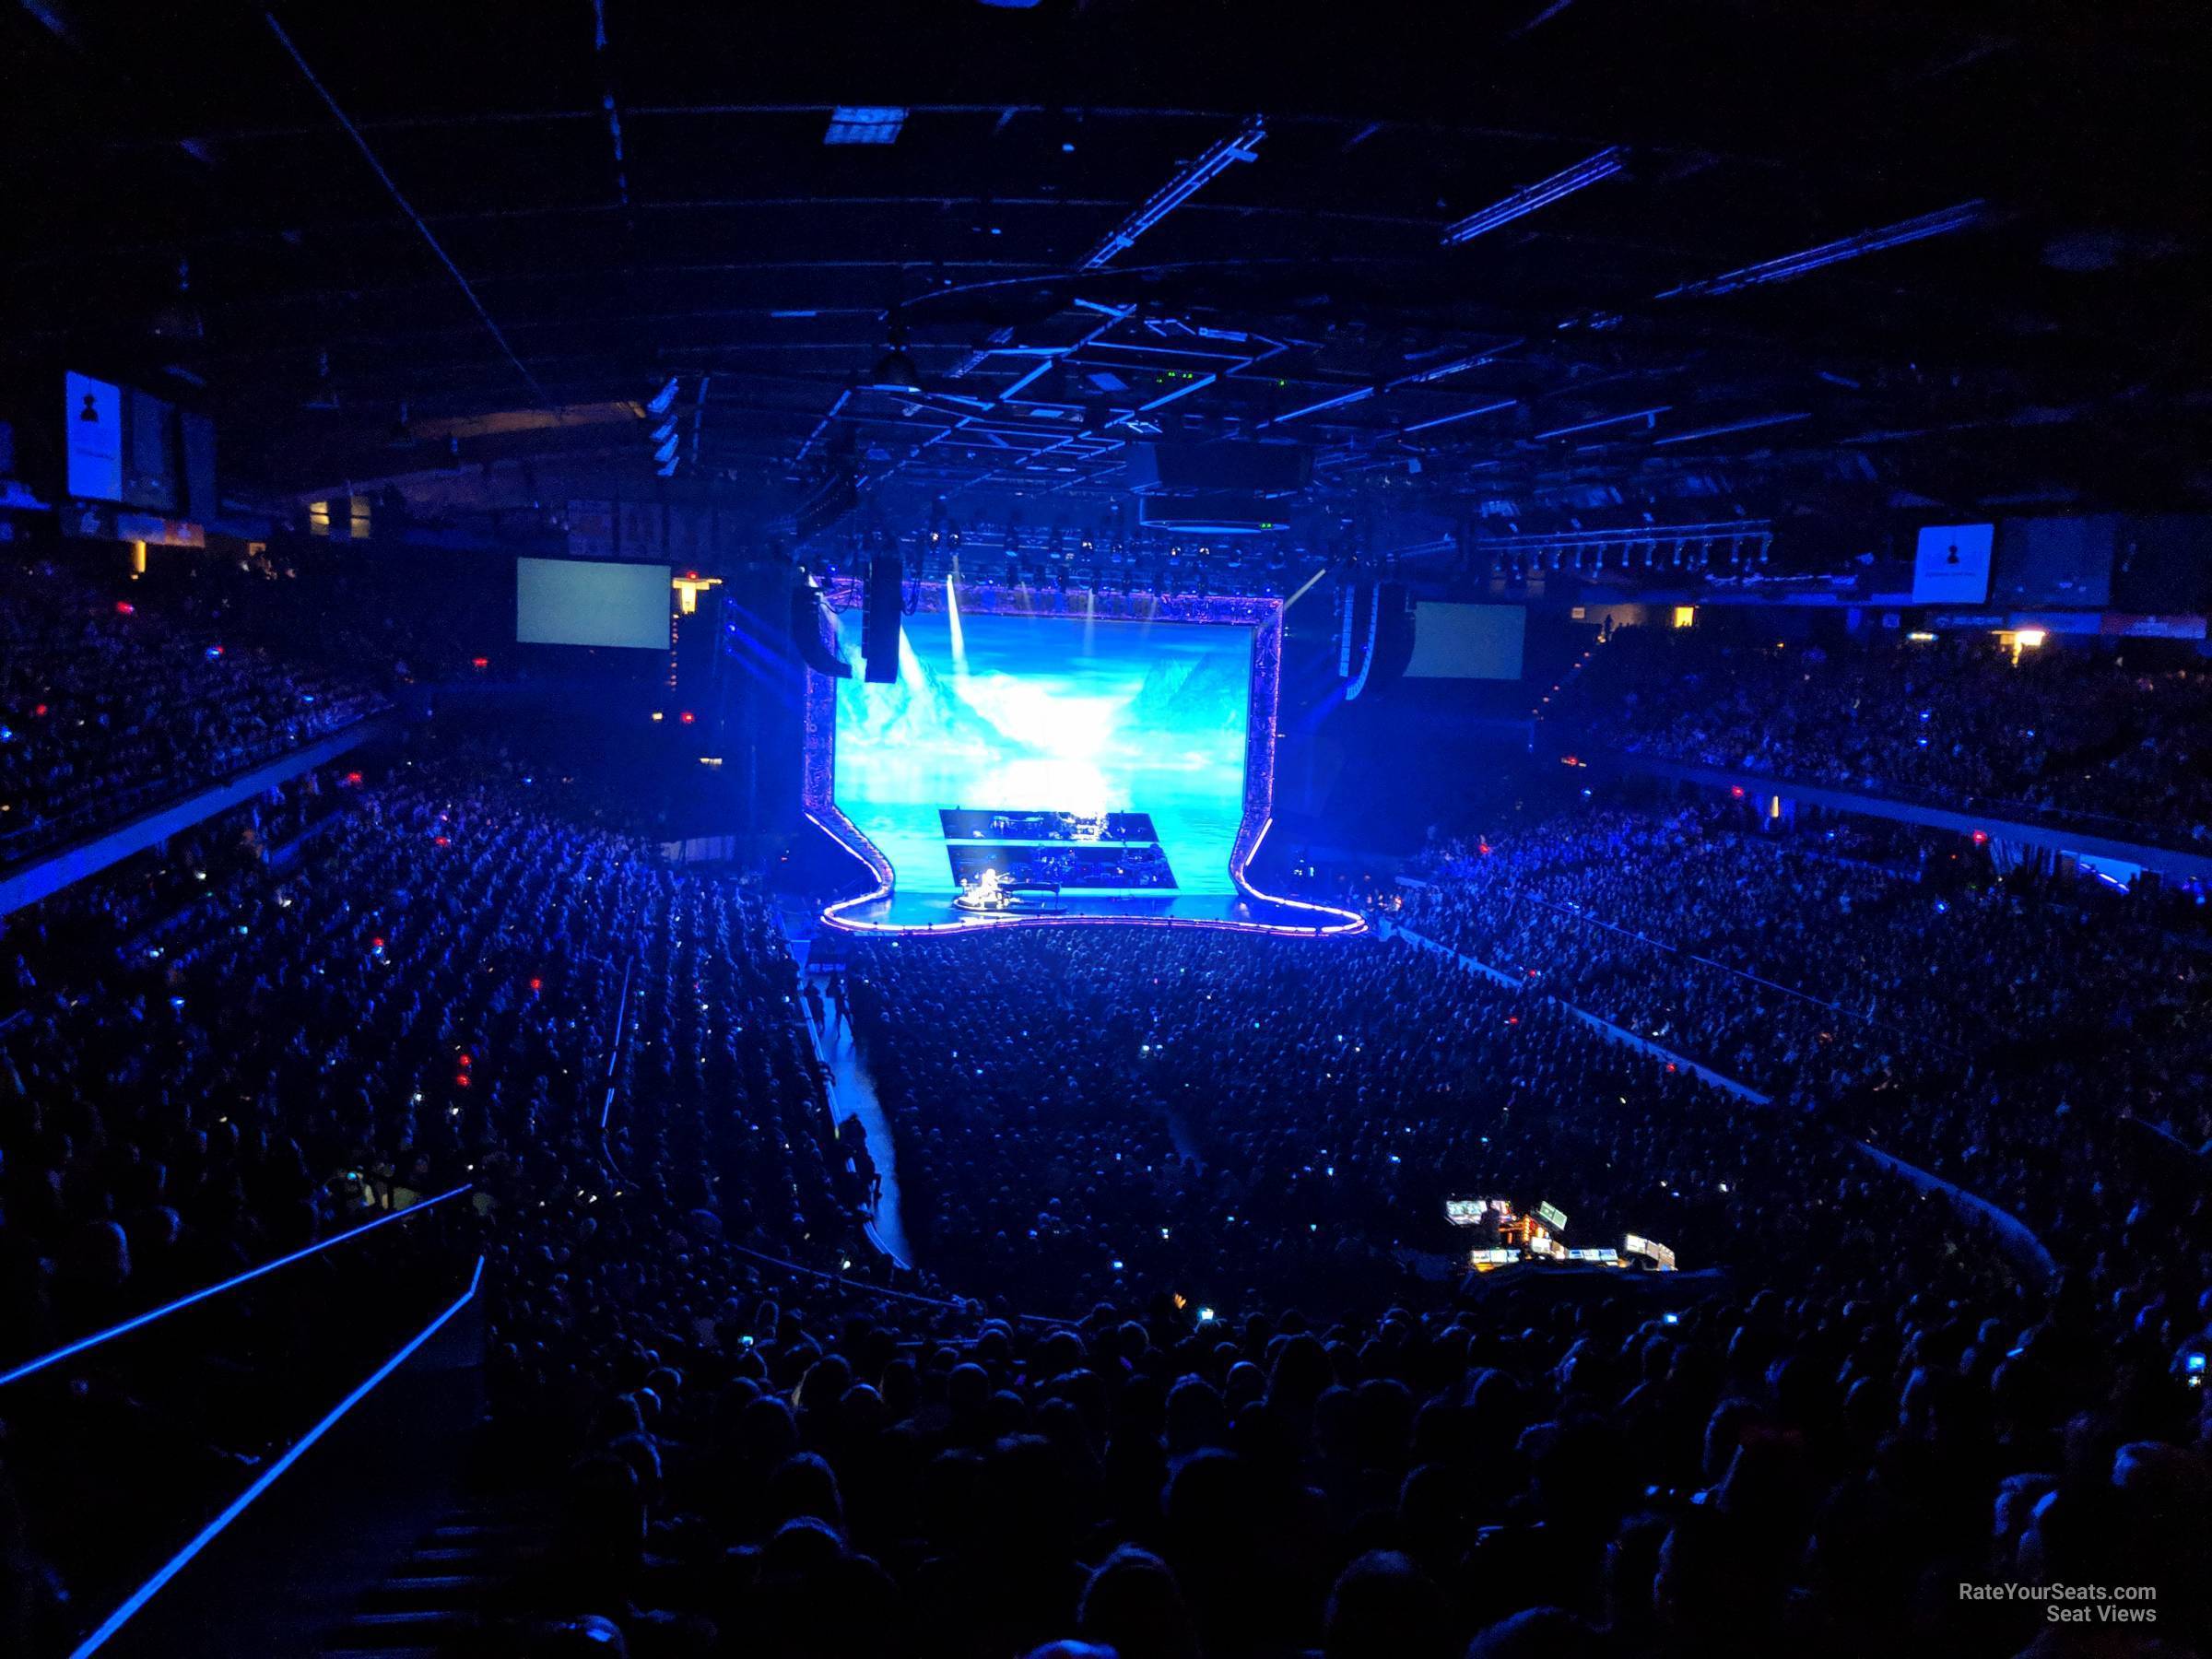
[1405,603,1525,679]
[516,558,672,649]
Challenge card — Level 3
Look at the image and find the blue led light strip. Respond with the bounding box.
[0,1184,474,1390]
[67,1255,486,1658]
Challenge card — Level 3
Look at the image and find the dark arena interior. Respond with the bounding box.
[6,3,2212,1655]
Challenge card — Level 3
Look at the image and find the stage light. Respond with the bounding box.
[1534,405,1671,441]
[824,105,906,145]
[865,343,924,394]
[1401,397,1518,435]
[1440,147,1626,245]
[1653,410,1811,446]
[1268,383,1375,426]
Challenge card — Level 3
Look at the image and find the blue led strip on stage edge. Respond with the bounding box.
[0,1183,474,1390]
[67,1254,487,1659]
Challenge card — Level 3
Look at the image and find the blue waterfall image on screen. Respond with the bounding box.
[832,607,1251,895]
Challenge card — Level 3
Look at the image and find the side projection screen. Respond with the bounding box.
[516,557,672,649]
[1405,603,1525,680]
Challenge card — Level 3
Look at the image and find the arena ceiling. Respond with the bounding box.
[6,0,2210,549]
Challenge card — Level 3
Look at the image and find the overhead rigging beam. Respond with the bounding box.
[263,11,550,406]
[1657,201,1986,299]
[1440,147,1626,245]
[1077,115,1266,269]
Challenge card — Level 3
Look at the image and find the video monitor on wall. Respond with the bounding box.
[65,371,124,500]
[1911,523,1995,604]
[1405,603,1526,679]
[516,557,673,649]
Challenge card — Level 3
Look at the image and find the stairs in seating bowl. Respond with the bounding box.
[318,1496,557,1658]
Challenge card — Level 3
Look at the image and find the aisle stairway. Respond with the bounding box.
[317,1496,556,1658]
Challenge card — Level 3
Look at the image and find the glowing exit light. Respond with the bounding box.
[671,571,722,615]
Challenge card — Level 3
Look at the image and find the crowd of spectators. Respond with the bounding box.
[3,665,2212,1653]
[1551,627,2212,845]
[1394,804,2212,1241]
[461,905,2212,1659]
[0,558,385,866]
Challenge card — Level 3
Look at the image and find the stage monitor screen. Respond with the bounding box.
[1406,603,1525,679]
[124,387,177,512]
[516,557,672,649]
[1911,523,1994,604]
[832,607,1251,895]
[65,371,123,500]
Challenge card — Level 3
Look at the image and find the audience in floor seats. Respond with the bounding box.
[1,559,386,865]
[1551,625,2212,845]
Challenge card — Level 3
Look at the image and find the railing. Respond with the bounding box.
[0,1184,475,1387]
[4,1184,480,1659]
[0,703,387,869]
[66,1256,486,1659]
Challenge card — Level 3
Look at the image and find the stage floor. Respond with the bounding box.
[823,888,1367,936]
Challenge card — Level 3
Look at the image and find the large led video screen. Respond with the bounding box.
[516,557,671,649]
[832,607,1251,894]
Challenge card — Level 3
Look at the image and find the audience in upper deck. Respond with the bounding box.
[1552,626,2212,844]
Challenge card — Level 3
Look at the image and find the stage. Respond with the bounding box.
[822,885,1365,936]
[800,582,1366,938]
